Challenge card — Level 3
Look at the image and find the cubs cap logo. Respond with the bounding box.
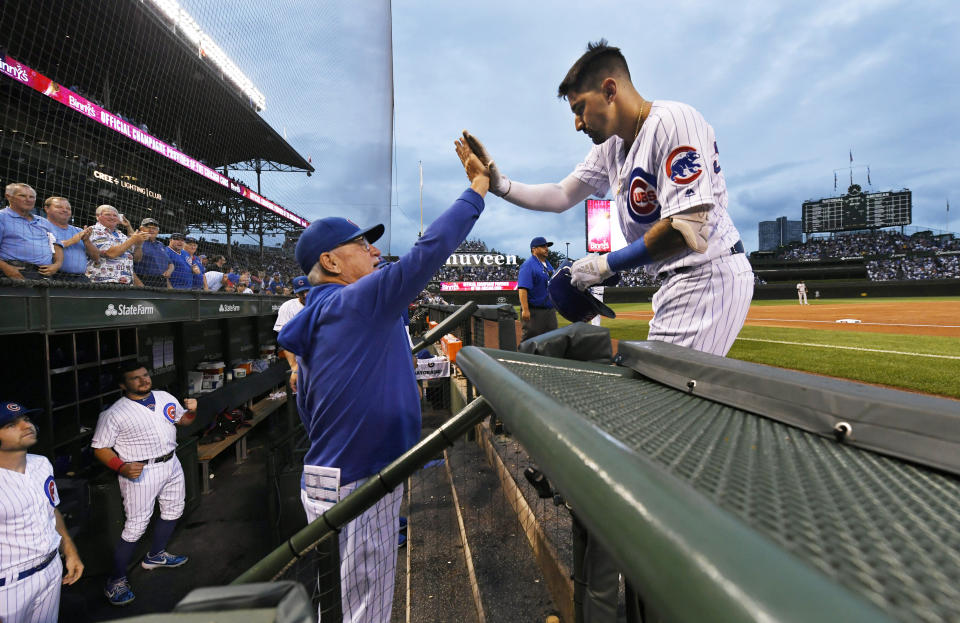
[665,145,703,184]
[163,403,178,423]
[6,403,20,412]
[44,475,59,507]
[627,167,661,225]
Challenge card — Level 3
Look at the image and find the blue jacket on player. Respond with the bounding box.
[278,188,484,484]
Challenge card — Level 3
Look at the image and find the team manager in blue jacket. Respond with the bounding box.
[278,138,489,623]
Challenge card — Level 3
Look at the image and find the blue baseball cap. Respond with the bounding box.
[0,401,41,426]
[225,272,240,285]
[530,236,553,249]
[295,217,384,274]
[292,275,310,293]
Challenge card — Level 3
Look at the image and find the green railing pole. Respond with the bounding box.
[232,396,492,585]
[455,346,894,623]
[411,300,477,353]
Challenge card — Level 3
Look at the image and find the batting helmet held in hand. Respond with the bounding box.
[547,260,619,323]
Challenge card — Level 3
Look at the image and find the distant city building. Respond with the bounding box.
[759,216,803,251]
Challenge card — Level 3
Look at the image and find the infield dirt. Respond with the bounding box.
[620,300,960,338]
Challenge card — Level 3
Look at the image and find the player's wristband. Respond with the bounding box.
[107,457,125,472]
[607,237,653,272]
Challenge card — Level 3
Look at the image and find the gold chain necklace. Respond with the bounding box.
[617,101,650,195]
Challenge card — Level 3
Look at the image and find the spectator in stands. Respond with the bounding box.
[183,237,207,290]
[0,183,64,281]
[164,233,194,290]
[133,218,173,288]
[517,236,558,341]
[237,271,254,294]
[204,266,226,292]
[86,205,145,285]
[222,273,240,293]
[39,196,97,282]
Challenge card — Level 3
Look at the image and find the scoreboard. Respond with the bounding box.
[802,185,911,233]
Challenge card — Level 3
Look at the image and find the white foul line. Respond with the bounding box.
[735,337,960,360]
[747,317,960,328]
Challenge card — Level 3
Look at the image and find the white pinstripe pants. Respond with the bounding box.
[0,556,62,623]
[301,479,403,623]
[649,253,754,357]
[118,456,185,542]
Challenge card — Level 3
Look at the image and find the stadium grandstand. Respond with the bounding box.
[1,0,312,271]
[749,227,960,283]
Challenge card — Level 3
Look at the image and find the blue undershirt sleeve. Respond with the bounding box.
[606,236,653,272]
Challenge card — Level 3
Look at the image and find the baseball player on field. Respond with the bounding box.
[277,138,490,622]
[463,40,754,622]
[464,39,754,357]
[91,362,196,606]
[0,401,83,623]
[797,281,809,305]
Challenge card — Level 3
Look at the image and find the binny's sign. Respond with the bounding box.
[445,253,517,267]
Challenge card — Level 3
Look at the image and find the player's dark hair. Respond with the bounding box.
[117,359,148,385]
[558,39,631,99]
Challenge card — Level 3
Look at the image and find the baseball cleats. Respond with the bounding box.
[141,550,188,569]
[105,576,135,606]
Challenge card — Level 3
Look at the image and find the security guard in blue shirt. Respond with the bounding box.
[516,236,558,341]
[278,138,489,623]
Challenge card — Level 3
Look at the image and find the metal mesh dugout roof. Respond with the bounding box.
[466,350,960,623]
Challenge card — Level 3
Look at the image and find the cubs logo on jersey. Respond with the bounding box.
[665,146,703,184]
[43,475,59,507]
[163,402,178,423]
[627,167,660,224]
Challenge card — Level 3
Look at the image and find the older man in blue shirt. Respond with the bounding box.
[0,183,63,280]
[516,236,558,341]
[39,196,99,282]
[278,138,489,623]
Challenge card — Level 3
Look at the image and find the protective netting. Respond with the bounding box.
[1,0,394,284]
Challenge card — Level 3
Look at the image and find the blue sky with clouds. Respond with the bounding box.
[191,0,960,257]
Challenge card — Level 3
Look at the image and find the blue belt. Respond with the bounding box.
[0,550,58,586]
[658,240,744,280]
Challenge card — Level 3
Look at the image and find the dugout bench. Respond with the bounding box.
[190,360,295,494]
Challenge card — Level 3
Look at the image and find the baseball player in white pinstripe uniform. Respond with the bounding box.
[91,362,196,606]
[463,40,755,623]
[464,40,754,358]
[0,401,83,623]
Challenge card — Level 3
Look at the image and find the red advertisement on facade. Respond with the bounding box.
[1,54,308,227]
[439,281,519,292]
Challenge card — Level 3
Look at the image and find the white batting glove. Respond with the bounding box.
[570,254,614,290]
[463,131,511,197]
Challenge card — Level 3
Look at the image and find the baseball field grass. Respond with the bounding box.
[551,298,960,400]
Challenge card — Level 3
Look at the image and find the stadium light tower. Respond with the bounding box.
[565,242,570,259]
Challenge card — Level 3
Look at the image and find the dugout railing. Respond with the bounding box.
[216,330,960,623]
